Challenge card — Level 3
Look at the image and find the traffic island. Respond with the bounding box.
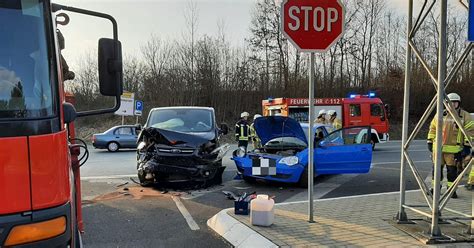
[208,189,473,247]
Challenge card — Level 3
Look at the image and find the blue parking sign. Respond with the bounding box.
[470,4,473,41]
[135,100,143,116]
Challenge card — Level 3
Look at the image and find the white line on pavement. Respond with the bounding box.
[371,160,431,166]
[278,188,424,206]
[81,174,137,180]
[376,149,426,153]
[378,145,425,149]
[172,196,200,231]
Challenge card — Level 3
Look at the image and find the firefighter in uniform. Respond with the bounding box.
[250,114,262,150]
[236,112,251,151]
[315,109,327,124]
[327,110,342,132]
[427,93,473,198]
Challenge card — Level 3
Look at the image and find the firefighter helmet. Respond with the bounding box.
[253,114,262,120]
[327,110,336,116]
[318,109,327,116]
[447,93,461,102]
[241,112,250,118]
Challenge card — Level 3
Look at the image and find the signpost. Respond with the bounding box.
[134,100,143,124]
[281,0,345,222]
[469,2,473,41]
[114,92,135,125]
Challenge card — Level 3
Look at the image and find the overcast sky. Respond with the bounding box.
[56,0,467,67]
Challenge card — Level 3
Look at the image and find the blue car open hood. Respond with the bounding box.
[254,116,308,145]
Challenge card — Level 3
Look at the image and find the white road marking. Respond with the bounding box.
[376,149,426,153]
[278,188,424,205]
[81,174,137,180]
[378,145,425,149]
[172,196,200,231]
[371,160,431,166]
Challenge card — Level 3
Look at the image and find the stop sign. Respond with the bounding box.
[281,0,345,52]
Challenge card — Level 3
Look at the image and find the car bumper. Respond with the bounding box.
[92,141,107,149]
[140,159,225,182]
[234,157,304,183]
[0,202,72,248]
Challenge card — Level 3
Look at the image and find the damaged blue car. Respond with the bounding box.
[232,116,373,187]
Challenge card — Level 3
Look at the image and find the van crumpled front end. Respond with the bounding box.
[137,127,229,186]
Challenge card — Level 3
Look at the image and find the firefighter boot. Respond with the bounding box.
[451,190,458,198]
[446,166,458,198]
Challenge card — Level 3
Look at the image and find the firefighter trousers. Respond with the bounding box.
[431,152,457,188]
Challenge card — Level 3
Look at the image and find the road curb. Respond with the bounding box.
[207,208,278,248]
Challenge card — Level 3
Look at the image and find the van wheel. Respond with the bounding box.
[298,166,309,188]
[107,142,120,152]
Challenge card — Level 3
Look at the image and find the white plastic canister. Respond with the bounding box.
[250,194,275,226]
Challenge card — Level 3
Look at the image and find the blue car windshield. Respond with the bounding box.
[147,109,214,132]
[0,0,54,119]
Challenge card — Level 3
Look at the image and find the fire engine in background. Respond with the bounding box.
[0,1,122,247]
[262,94,390,149]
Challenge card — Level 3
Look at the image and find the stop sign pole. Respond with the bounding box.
[281,0,345,223]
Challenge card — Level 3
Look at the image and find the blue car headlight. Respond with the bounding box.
[279,156,299,166]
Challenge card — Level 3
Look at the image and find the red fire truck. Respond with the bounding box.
[0,1,122,247]
[262,94,390,149]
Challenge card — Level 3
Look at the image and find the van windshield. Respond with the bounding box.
[147,109,214,133]
[0,0,55,119]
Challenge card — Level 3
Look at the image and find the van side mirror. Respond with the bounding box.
[220,123,229,135]
[98,38,123,96]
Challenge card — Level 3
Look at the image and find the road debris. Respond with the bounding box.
[116,182,129,188]
[130,177,140,185]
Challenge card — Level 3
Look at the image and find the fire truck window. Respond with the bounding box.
[371,104,384,117]
[0,1,54,119]
[350,104,361,117]
[289,108,308,122]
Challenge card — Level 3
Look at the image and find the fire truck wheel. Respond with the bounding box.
[107,142,120,152]
[74,225,83,247]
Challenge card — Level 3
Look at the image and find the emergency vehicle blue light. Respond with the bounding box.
[369,92,376,97]
[349,94,356,98]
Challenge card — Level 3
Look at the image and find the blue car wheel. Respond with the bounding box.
[298,166,309,188]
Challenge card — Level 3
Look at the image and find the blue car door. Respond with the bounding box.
[314,126,372,174]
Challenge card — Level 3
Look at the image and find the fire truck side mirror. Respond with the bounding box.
[98,38,123,97]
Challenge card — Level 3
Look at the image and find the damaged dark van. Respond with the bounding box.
[136,107,229,187]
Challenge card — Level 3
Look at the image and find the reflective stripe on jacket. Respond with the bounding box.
[235,119,250,141]
[249,123,262,148]
[332,118,342,130]
[427,109,473,153]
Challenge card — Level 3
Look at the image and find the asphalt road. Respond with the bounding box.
[80,140,434,247]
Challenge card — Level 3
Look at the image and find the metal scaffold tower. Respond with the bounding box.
[396,0,473,243]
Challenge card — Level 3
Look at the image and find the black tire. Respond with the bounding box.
[138,171,153,187]
[74,225,82,248]
[107,142,120,152]
[243,175,256,184]
[298,166,310,188]
[213,171,223,185]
